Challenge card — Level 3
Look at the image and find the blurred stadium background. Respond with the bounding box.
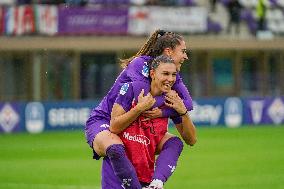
[0,0,283,188]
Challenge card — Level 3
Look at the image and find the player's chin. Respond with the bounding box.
[162,87,171,93]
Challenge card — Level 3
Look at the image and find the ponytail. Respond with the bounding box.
[119,29,165,68]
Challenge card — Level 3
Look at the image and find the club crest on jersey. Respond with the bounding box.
[120,83,129,95]
[142,62,149,78]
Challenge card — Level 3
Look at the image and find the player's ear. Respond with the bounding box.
[163,48,172,56]
[149,69,155,80]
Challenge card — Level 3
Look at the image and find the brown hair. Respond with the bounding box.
[119,30,184,68]
[150,55,175,70]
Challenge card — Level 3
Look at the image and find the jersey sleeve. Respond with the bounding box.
[171,116,182,124]
[115,83,134,112]
[125,56,151,83]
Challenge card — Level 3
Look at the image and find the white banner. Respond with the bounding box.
[35,5,58,35]
[0,0,15,5]
[128,6,207,35]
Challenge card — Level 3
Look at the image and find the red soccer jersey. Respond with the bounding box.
[118,115,168,183]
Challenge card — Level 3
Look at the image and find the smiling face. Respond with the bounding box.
[150,62,177,96]
[165,40,188,71]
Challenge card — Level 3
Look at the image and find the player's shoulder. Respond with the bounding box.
[119,82,133,96]
[130,56,152,66]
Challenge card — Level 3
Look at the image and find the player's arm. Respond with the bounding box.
[110,87,155,134]
[166,90,197,146]
[173,115,197,146]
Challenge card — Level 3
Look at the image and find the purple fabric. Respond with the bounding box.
[114,81,183,124]
[84,116,109,148]
[102,157,148,188]
[89,0,129,4]
[126,57,193,115]
[115,82,168,113]
[240,9,257,33]
[102,157,123,188]
[87,56,152,123]
[171,116,182,124]
[153,137,184,182]
[85,56,156,149]
[106,144,141,189]
[269,0,278,6]
[207,18,222,33]
[85,55,193,149]
[185,0,196,6]
[58,6,128,35]
[115,83,134,112]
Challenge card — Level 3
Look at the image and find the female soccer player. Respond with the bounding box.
[85,30,196,188]
[103,55,197,188]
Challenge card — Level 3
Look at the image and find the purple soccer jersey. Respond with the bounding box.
[85,55,193,147]
[85,55,194,188]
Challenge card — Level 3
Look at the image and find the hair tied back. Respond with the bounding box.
[158,29,166,37]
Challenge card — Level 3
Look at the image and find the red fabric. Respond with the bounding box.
[0,7,4,34]
[119,115,168,183]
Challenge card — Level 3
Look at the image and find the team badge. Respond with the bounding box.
[142,62,149,77]
[120,83,129,95]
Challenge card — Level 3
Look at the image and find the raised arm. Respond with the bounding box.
[110,87,155,134]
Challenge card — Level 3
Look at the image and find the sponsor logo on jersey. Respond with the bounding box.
[123,132,150,145]
[120,83,129,95]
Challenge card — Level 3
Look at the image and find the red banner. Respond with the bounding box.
[6,5,35,35]
[0,7,4,35]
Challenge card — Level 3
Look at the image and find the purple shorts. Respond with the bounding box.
[85,117,110,160]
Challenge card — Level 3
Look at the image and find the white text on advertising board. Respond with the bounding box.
[48,108,90,127]
[190,101,222,125]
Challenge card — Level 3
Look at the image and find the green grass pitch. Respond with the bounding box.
[0,125,283,189]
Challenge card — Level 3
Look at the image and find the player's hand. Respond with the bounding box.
[142,107,162,118]
[137,89,156,112]
[165,90,187,115]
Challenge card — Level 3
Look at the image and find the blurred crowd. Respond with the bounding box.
[4,0,197,6]
[1,0,283,36]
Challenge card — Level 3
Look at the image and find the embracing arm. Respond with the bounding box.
[165,90,197,146]
[110,89,155,134]
[175,114,197,146]
[110,103,143,134]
